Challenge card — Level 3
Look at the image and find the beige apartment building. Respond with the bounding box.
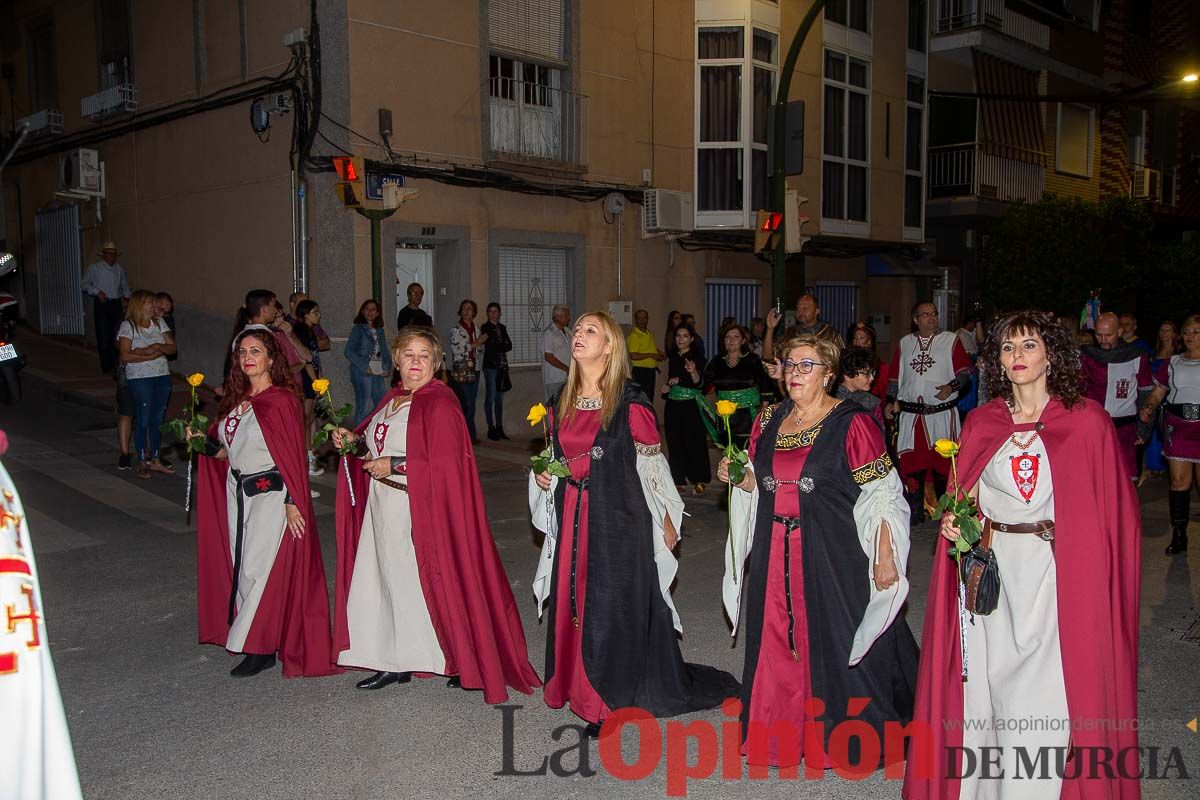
[1,0,934,430]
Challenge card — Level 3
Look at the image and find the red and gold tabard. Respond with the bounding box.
[0,440,83,799]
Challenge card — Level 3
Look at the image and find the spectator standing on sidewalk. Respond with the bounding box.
[539,305,571,401]
[627,308,666,398]
[81,242,131,374]
[293,299,326,477]
[345,299,392,427]
[449,300,486,444]
[396,282,433,330]
[117,291,176,480]
[480,302,513,441]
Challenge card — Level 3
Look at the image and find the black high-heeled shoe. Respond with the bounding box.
[230,653,276,677]
[584,722,602,739]
[355,671,412,690]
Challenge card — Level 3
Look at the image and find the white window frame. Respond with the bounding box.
[1056,102,1094,179]
[820,47,871,237]
[904,73,926,241]
[823,0,873,59]
[694,23,779,229]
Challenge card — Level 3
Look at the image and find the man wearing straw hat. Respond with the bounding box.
[81,241,131,373]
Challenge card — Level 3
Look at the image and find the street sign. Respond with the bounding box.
[366,172,405,201]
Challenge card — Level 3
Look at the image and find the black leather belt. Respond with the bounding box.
[772,514,803,662]
[228,468,285,624]
[898,399,957,415]
[1164,403,1200,421]
[566,476,590,628]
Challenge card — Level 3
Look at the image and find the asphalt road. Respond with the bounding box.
[2,379,1197,799]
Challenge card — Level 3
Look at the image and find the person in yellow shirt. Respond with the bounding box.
[627,308,666,397]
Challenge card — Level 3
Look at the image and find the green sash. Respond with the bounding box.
[717,387,761,410]
[666,385,720,441]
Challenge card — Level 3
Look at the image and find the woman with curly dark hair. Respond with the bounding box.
[905,311,1140,800]
[193,326,335,679]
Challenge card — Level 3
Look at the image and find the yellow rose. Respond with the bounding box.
[186,373,205,388]
[527,403,548,426]
[933,438,960,458]
[715,399,738,417]
[311,378,331,396]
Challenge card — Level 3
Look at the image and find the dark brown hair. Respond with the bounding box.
[353,299,383,328]
[979,310,1082,409]
[219,330,300,416]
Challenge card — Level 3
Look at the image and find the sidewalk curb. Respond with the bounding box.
[21,368,115,414]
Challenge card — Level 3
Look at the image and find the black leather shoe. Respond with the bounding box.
[446,676,462,689]
[487,427,500,441]
[355,671,411,690]
[584,722,602,739]
[497,428,510,440]
[230,653,276,677]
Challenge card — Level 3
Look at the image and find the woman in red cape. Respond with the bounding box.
[195,326,337,678]
[904,311,1140,800]
[331,326,540,702]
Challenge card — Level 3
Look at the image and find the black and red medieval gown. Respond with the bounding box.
[529,381,739,723]
[724,400,918,769]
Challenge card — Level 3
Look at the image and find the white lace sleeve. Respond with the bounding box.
[848,469,911,665]
[528,471,559,616]
[635,451,684,633]
[722,475,757,634]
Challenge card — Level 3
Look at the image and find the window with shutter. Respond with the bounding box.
[1055,103,1093,178]
[488,0,566,66]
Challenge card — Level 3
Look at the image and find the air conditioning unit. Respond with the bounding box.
[17,109,64,137]
[642,189,694,235]
[1131,167,1162,202]
[60,148,103,194]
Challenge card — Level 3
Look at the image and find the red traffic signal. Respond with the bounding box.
[754,210,784,253]
[332,156,361,182]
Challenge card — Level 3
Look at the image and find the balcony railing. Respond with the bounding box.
[928,142,1046,204]
[81,83,137,120]
[487,77,589,167]
[935,0,1050,50]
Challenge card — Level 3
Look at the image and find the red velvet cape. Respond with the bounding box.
[903,397,1140,800]
[332,380,541,703]
[195,385,339,677]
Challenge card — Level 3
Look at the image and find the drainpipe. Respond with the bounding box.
[290,168,300,292]
[298,178,309,293]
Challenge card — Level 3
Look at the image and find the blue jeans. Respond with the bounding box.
[349,369,388,427]
[129,374,171,462]
[483,368,506,430]
[456,373,480,440]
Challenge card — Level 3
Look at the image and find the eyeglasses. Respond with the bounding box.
[782,359,828,375]
[916,311,939,318]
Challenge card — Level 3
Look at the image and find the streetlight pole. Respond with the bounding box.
[356,207,397,303]
[770,0,827,306]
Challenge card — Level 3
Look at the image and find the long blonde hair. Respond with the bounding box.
[124,290,157,329]
[557,311,630,430]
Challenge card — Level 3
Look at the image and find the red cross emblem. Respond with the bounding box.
[1,584,41,675]
[255,477,271,492]
[1115,378,1131,400]
[1011,453,1040,503]
[0,490,22,552]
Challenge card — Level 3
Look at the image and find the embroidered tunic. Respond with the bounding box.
[221,406,288,653]
[960,429,1067,800]
[337,401,445,673]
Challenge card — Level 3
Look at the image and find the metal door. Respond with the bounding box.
[811,282,857,343]
[704,280,760,357]
[35,205,85,335]
[395,247,434,325]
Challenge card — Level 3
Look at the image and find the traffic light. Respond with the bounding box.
[754,210,783,254]
[332,156,365,208]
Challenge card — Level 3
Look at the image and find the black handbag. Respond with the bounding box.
[959,523,1000,616]
[497,354,513,393]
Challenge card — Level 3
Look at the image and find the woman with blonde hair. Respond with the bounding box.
[332,327,540,699]
[117,289,177,479]
[530,311,738,737]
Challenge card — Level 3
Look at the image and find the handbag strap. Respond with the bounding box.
[981,518,994,549]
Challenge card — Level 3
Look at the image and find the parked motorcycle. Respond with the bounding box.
[0,252,25,404]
